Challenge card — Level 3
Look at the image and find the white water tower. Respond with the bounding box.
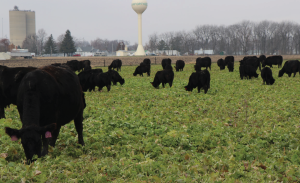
[132,0,147,56]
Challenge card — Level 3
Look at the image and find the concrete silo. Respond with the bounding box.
[9,6,36,48]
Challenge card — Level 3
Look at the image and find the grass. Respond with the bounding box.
[1,62,300,182]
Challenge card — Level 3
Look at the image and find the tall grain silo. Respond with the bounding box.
[9,6,36,48]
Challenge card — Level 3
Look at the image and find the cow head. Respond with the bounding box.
[5,123,56,162]
[278,69,284,77]
[150,82,159,89]
[270,78,275,85]
[120,78,125,85]
[184,85,192,92]
[174,66,179,72]
[262,61,266,67]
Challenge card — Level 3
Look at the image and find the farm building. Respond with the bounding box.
[194,48,214,55]
[152,50,180,56]
[75,46,100,57]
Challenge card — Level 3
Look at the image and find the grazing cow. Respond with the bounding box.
[261,67,275,85]
[239,57,261,71]
[133,63,150,76]
[184,70,210,94]
[227,61,234,72]
[217,59,225,70]
[78,69,103,91]
[81,60,91,71]
[259,55,267,63]
[224,56,234,66]
[195,57,211,71]
[84,65,92,71]
[78,69,105,91]
[262,56,283,68]
[161,58,172,69]
[142,58,151,66]
[164,63,173,71]
[150,69,174,88]
[108,70,125,85]
[278,60,300,77]
[66,60,80,72]
[92,72,112,91]
[5,65,85,162]
[108,59,122,71]
[174,60,185,71]
[0,66,37,119]
[239,65,259,79]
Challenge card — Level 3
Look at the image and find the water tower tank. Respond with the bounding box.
[132,0,148,14]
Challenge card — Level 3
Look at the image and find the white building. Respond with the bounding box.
[76,46,100,57]
[194,48,214,55]
[151,50,180,56]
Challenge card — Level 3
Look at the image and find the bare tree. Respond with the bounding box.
[22,34,38,53]
[56,34,65,52]
[0,38,10,52]
[36,29,47,55]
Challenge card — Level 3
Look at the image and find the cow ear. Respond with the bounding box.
[5,127,21,141]
[38,123,57,138]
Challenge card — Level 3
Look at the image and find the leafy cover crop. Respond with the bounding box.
[0,62,300,182]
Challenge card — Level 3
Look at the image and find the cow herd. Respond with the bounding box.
[1,55,300,163]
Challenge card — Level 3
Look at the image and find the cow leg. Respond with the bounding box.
[197,86,200,93]
[294,72,296,77]
[169,81,172,88]
[162,83,165,88]
[74,112,84,146]
[288,73,291,77]
[49,125,61,147]
[107,85,111,92]
[141,73,143,77]
[41,135,49,156]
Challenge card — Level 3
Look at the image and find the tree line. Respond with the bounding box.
[145,20,300,55]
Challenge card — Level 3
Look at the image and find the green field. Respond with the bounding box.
[1,62,300,182]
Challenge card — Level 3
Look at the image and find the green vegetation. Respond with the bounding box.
[1,62,300,182]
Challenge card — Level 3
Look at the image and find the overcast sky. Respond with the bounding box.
[1,0,300,45]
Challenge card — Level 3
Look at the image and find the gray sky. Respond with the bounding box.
[1,0,300,45]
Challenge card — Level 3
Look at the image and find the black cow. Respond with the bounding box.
[142,58,151,66]
[150,69,174,88]
[261,67,275,85]
[161,58,172,69]
[195,57,211,71]
[108,70,125,85]
[217,59,225,70]
[5,65,85,162]
[108,59,122,71]
[259,55,267,63]
[174,60,185,72]
[227,61,234,72]
[184,70,210,94]
[262,56,283,68]
[0,66,37,119]
[225,56,234,66]
[278,60,300,77]
[239,65,259,79]
[133,63,150,76]
[66,60,80,72]
[239,57,261,71]
[78,69,103,91]
[92,72,112,91]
